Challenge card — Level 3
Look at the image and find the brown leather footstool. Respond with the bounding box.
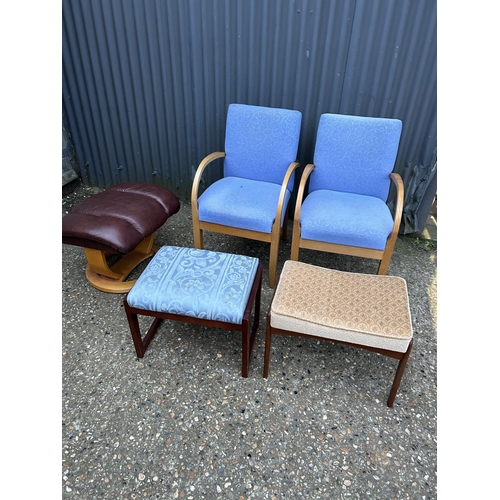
[62,182,180,293]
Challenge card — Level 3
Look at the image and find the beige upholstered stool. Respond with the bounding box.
[263,261,413,406]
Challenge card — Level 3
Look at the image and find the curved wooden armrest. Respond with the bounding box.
[274,161,301,224]
[293,163,315,222]
[191,151,226,217]
[388,172,405,239]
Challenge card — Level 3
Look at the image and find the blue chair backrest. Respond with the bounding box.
[310,113,402,201]
[224,104,302,191]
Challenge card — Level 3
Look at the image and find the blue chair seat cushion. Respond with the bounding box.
[126,246,259,324]
[197,177,291,233]
[300,190,394,250]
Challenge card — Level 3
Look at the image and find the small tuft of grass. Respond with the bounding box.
[412,236,436,250]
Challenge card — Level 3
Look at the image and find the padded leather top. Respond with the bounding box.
[62,182,180,254]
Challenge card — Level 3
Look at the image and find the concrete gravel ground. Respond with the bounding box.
[62,181,437,499]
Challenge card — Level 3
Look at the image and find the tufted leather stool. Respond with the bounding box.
[263,260,414,406]
[62,182,180,293]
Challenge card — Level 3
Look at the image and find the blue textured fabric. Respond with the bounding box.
[300,190,395,250]
[310,113,402,200]
[198,177,291,233]
[224,103,302,193]
[126,246,259,324]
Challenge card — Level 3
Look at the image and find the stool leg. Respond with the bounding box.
[241,318,250,378]
[387,339,413,407]
[263,314,272,378]
[124,304,146,357]
[240,265,262,377]
[124,300,163,358]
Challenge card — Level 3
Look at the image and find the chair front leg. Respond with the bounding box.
[192,218,204,249]
[269,225,281,288]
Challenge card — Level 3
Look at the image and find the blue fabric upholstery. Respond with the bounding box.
[198,177,291,232]
[197,104,301,236]
[311,114,402,200]
[300,190,395,250]
[224,103,302,193]
[126,246,259,324]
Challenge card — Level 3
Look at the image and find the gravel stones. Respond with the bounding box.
[62,182,437,499]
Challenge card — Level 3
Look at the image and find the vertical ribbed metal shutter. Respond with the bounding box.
[63,0,436,233]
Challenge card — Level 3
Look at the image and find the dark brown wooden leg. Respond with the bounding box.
[387,339,413,407]
[241,317,250,378]
[240,265,262,377]
[124,301,146,357]
[124,298,163,358]
[250,269,262,351]
[263,313,272,378]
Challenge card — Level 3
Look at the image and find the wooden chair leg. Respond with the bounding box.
[387,340,413,407]
[269,226,282,288]
[377,241,397,275]
[377,255,391,275]
[290,221,301,261]
[281,203,290,241]
[192,215,204,248]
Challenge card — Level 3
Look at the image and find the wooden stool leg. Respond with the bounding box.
[387,339,413,407]
[263,313,272,378]
[124,299,164,358]
[124,303,146,357]
[241,264,262,377]
[241,318,250,378]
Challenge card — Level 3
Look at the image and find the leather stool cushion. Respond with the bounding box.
[62,182,180,254]
[126,246,259,324]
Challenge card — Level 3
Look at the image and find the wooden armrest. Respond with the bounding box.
[386,172,405,243]
[274,161,301,224]
[293,163,315,222]
[191,152,226,216]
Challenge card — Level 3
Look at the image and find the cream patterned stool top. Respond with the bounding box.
[271,261,413,353]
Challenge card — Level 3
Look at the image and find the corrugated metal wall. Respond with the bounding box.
[62,0,436,233]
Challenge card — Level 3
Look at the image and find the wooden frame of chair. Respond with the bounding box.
[191,151,300,288]
[124,263,263,378]
[291,166,405,275]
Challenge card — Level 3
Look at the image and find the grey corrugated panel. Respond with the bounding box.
[62,0,436,232]
[185,0,357,190]
[338,0,437,233]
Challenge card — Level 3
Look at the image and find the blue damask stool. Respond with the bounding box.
[124,246,263,377]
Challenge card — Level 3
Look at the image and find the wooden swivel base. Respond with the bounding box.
[83,234,158,293]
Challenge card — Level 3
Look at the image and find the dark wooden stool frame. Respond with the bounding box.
[124,263,263,377]
[263,284,413,407]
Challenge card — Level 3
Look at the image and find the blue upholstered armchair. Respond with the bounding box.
[291,113,404,275]
[191,104,302,287]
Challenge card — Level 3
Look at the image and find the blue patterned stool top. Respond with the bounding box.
[126,246,260,324]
